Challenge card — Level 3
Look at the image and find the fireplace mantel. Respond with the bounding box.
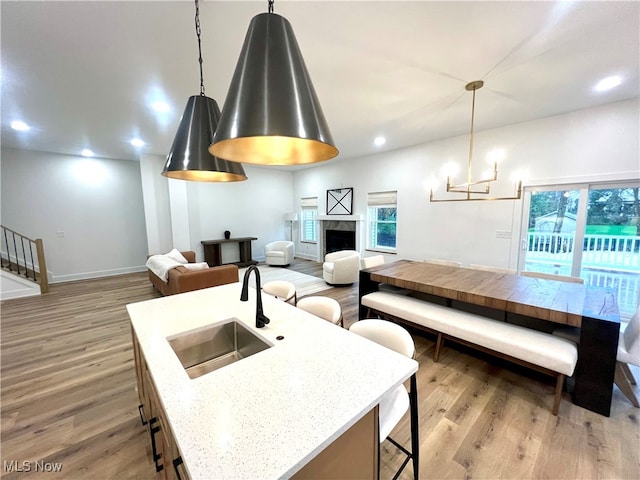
[316,215,363,258]
[317,214,363,222]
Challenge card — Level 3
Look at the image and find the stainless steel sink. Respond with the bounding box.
[167,319,271,379]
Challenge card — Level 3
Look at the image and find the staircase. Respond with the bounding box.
[1,225,49,299]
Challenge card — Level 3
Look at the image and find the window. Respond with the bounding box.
[519,181,639,320]
[300,197,318,243]
[367,191,397,251]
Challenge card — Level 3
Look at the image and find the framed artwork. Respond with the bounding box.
[326,188,353,215]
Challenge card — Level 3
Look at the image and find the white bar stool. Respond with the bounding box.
[262,280,297,305]
[296,296,343,327]
[349,319,419,480]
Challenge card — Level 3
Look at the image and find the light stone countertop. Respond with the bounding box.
[127,282,418,480]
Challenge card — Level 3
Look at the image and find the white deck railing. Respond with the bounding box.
[525,232,639,318]
[526,232,640,270]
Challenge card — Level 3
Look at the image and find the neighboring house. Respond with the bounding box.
[534,212,577,234]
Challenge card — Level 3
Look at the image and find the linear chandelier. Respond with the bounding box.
[429,81,522,202]
[162,0,247,182]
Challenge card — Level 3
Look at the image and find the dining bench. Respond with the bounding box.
[361,290,578,415]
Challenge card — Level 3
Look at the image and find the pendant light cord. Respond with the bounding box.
[268,0,274,13]
[195,0,205,96]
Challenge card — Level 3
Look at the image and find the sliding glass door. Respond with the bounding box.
[520,187,582,277]
[519,182,640,319]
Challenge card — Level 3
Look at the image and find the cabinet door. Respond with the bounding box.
[144,370,166,476]
[131,328,146,415]
[292,406,378,479]
[154,401,183,480]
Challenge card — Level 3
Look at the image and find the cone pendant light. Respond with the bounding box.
[209,3,338,166]
[163,95,247,181]
[162,0,247,182]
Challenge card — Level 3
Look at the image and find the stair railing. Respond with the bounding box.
[0,225,49,294]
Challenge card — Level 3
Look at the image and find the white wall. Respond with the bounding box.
[139,154,173,255]
[292,99,640,267]
[138,161,296,263]
[2,100,637,283]
[187,166,294,263]
[1,148,149,282]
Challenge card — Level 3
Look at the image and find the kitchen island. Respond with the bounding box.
[127,282,418,479]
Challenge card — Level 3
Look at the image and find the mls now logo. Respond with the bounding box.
[3,460,63,473]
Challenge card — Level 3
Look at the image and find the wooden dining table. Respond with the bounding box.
[359,259,621,417]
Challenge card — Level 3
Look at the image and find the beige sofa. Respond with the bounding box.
[148,250,239,296]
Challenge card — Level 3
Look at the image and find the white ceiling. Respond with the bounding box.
[2,1,639,167]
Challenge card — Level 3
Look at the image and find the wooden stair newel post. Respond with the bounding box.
[35,238,49,294]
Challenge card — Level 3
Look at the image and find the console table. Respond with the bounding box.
[201,237,258,267]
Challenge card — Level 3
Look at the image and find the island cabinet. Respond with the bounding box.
[132,328,183,479]
[291,407,379,479]
[134,325,378,480]
[127,282,417,479]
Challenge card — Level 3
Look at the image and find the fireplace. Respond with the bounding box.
[316,214,363,259]
[325,229,356,254]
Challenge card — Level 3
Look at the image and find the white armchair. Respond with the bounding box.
[264,241,295,266]
[323,250,361,285]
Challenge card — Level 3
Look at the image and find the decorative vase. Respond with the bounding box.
[224,230,231,240]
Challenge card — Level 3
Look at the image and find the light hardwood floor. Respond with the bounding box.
[1,259,638,479]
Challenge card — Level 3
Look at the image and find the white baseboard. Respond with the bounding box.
[296,253,320,262]
[50,265,147,283]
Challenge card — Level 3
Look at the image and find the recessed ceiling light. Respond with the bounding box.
[81,149,94,157]
[130,138,145,148]
[594,75,622,92]
[11,120,30,131]
[151,101,170,113]
[374,136,386,147]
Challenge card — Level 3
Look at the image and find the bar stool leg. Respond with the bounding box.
[409,373,419,480]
